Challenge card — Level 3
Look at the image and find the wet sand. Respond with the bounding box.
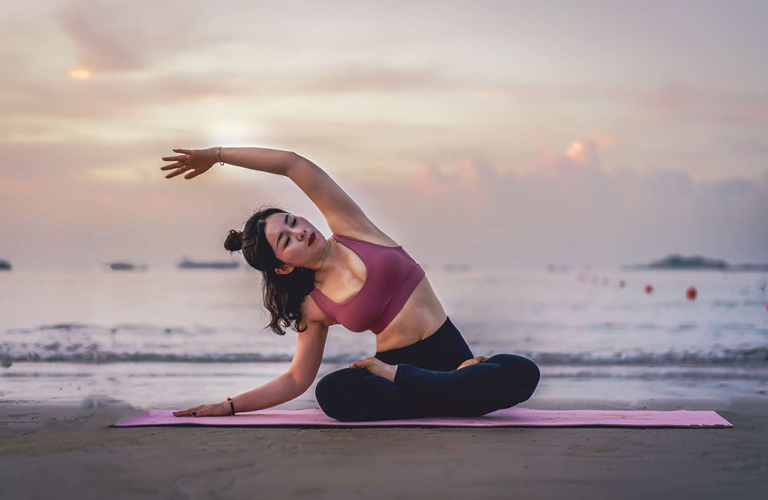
[1,397,766,499]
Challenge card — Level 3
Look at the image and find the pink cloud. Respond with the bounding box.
[57,0,233,74]
[394,135,767,266]
[412,162,451,196]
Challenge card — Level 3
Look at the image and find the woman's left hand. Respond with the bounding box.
[173,401,230,417]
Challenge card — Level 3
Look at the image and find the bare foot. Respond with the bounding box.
[456,356,488,370]
[349,357,398,382]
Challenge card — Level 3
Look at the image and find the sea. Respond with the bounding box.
[1,267,767,410]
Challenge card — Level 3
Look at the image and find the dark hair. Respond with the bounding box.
[224,204,315,336]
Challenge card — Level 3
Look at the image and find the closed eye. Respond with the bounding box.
[286,216,297,248]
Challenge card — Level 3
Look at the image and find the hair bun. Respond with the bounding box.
[224,229,243,252]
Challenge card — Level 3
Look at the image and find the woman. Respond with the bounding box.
[163,146,540,422]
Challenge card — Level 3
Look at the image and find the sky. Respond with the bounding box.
[0,0,766,270]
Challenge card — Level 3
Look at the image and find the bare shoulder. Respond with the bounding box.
[299,291,337,329]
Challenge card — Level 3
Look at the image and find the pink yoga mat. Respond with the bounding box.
[115,408,732,428]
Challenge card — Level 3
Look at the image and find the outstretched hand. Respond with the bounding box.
[173,401,231,418]
[161,147,217,180]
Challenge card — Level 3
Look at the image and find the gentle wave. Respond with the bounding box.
[2,348,768,365]
[3,322,768,366]
[529,347,768,365]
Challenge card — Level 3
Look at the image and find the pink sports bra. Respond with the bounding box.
[309,234,426,334]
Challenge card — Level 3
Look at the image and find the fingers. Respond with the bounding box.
[160,161,184,171]
[173,405,202,417]
[160,151,190,179]
[161,155,187,161]
[165,167,190,179]
[160,150,211,180]
[173,404,218,417]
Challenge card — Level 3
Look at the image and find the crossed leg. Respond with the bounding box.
[315,354,540,422]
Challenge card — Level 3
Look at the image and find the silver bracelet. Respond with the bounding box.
[217,146,225,166]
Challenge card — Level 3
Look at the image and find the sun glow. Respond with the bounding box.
[205,122,261,145]
[68,68,91,80]
[566,140,584,161]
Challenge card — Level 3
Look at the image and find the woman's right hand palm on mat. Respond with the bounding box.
[173,401,231,418]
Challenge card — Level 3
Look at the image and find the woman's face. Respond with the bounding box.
[264,212,323,268]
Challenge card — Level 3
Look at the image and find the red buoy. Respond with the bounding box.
[686,286,697,300]
[645,284,653,294]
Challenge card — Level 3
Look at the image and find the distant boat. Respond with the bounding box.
[0,260,11,271]
[178,257,239,269]
[108,262,147,271]
[443,263,471,272]
[547,264,571,273]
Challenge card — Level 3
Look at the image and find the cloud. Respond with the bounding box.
[376,136,768,267]
[410,158,504,206]
[412,162,450,196]
[3,33,767,141]
[58,1,144,72]
[0,71,257,120]
[612,83,768,129]
[57,0,233,74]
[0,136,210,180]
[472,81,768,129]
[294,63,458,94]
[1,131,766,270]
[0,63,462,121]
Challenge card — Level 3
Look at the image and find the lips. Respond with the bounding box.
[308,233,316,246]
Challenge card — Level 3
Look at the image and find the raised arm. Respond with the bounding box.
[284,154,377,236]
[218,147,297,177]
[161,147,374,233]
[161,146,296,180]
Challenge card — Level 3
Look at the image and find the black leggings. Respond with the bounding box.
[315,316,540,422]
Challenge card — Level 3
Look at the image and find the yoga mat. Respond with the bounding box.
[115,407,732,428]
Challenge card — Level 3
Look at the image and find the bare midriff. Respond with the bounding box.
[372,275,448,352]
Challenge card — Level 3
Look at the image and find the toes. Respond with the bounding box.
[458,356,488,369]
[457,358,477,370]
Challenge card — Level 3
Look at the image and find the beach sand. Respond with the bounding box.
[1,397,766,499]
